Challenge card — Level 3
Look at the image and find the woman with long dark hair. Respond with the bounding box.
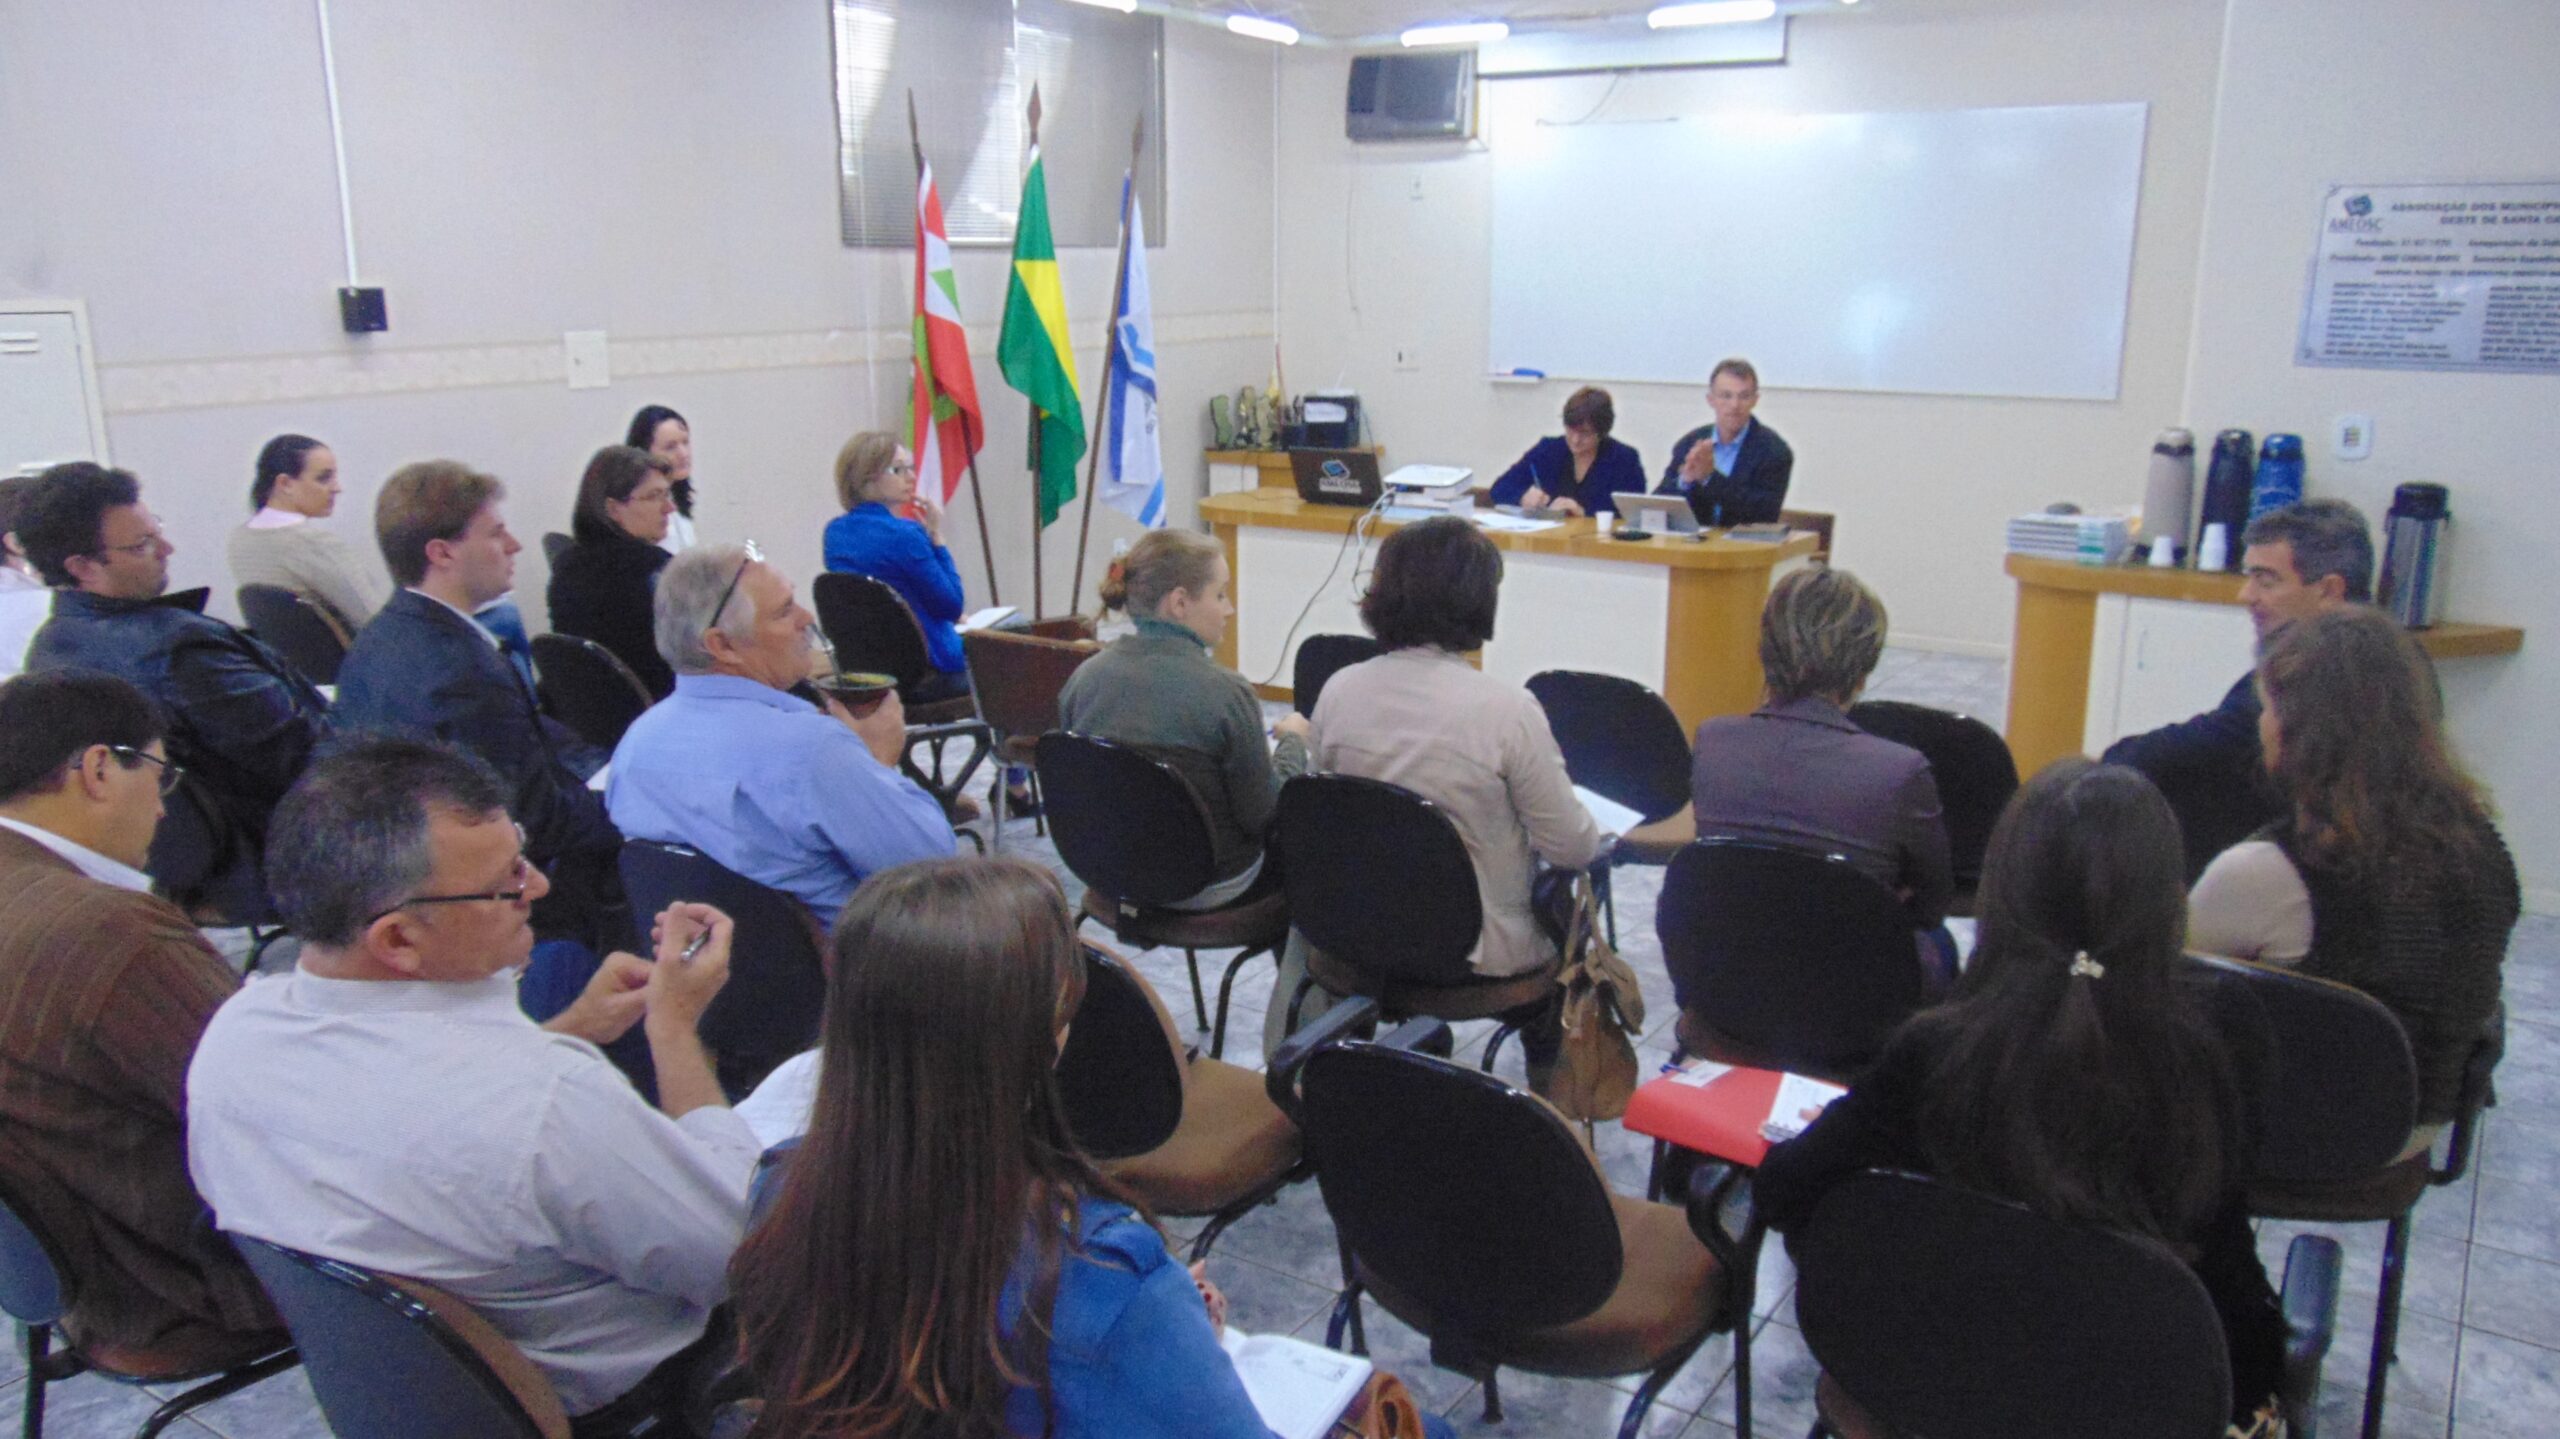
[1756,760,2285,1431]
[729,857,1273,1439]
[626,404,698,554]
[2189,605,2516,1154]
[546,444,678,697]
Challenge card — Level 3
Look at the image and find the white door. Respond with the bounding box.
[2105,597,2257,745]
[0,307,107,478]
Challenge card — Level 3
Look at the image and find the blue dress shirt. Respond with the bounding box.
[822,502,968,675]
[605,674,954,927]
[1002,1199,1275,1439]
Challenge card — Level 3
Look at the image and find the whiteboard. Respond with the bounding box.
[1485,100,2149,400]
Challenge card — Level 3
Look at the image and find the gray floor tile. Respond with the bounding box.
[150,1364,332,1439]
[1209,1253,1338,1341]
[0,1370,227,1438]
[1696,1314,1822,1439]
[2464,1248,2560,1351]
[2330,1307,2463,1421]
[1434,1365,1694,1438]
[2312,1380,2454,1439]
[2450,1331,2560,1439]
[1207,1177,1347,1290]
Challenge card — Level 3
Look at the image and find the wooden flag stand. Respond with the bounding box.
[908,92,1001,607]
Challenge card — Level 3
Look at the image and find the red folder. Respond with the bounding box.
[1622,1064,1787,1169]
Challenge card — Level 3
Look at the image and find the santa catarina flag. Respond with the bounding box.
[910,160,984,505]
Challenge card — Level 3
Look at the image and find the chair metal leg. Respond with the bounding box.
[2360,1214,2414,1439]
[1182,949,1210,1033]
[1481,1368,1503,1422]
[23,1322,48,1439]
[1209,946,1272,1061]
[1619,1344,1697,1439]
[1481,1021,1522,1074]
[1646,1138,1669,1201]
[1285,977,1314,1039]
[133,1350,300,1439]
[987,770,1008,854]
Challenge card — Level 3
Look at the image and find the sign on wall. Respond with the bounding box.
[2298,182,2560,375]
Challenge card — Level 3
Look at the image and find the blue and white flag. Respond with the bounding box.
[1097,178,1163,527]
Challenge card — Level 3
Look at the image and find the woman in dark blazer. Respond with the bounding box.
[1485,386,1646,517]
[545,445,677,698]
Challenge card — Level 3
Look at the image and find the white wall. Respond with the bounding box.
[1273,0,2230,656]
[2179,0,2560,908]
[0,0,1280,624]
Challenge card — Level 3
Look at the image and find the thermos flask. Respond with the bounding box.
[2378,482,2452,628]
[2250,433,2305,522]
[2196,429,2254,570]
[2140,428,2196,562]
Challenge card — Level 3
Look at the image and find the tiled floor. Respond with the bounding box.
[13,648,2550,1437]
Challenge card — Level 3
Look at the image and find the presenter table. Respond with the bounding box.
[1202,488,1818,732]
[2005,554,2525,778]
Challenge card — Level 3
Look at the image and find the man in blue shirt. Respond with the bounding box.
[1653,357,1795,527]
[609,543,954,929]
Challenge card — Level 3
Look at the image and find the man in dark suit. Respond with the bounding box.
[2102,499,2374,879]
[1653,356,1794,527]
[17,463,331,920]
[335,460,623,945]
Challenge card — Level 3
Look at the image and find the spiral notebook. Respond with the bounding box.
[1220,1330,1374,1439]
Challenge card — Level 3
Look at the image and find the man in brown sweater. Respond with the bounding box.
[0,670,286,1371]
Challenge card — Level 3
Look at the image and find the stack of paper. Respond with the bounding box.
[1221,1331,1374,1439]
[1759,1072,1849,1143]
[957,605,1019,633]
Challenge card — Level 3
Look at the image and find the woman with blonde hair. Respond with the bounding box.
[822,432,969,703]
[1060,529,1310,909]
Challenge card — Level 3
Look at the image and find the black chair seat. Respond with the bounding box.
[909,695,981,727]
[238,584,351,687]
[1845,700,2019,903]
[529,633,652,752]
[1305,946,1559,1025]
[1079,884,1289,954]
[1292,633,1383,716]
[2248,1159,2433,1225]
[617,840,827,1099]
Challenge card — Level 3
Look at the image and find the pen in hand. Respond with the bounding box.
[678,926,712,963]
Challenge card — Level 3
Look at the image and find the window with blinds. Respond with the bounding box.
[832,0,1167,249]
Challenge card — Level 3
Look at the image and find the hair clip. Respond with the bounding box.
[2069,952,2105,980]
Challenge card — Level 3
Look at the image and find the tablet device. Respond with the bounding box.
[1290,449,1385,508]
[1615,493,1701,536]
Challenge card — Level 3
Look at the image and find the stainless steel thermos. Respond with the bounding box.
[2378,482,2452,629]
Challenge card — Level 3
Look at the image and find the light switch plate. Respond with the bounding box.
[565,330,611,390]
[2332,412,2373,460]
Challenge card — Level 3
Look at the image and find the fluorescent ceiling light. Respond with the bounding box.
[1648,0,1779,27]
[1401,21,1509,46]
[1061,0,1138,10]
[1225,14,1300,44]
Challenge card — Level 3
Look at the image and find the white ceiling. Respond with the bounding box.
[1151,0,1868,45]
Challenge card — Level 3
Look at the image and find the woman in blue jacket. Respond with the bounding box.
[730,857,1277,1439]
[1485,385,1645,518]
[822,431,972,703]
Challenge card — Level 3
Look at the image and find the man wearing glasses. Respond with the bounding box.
[16,462,333,922]
[0,670,295,1375]
[335,460,624,948]
[188,737,753,1429]
[1652,357,1795,528]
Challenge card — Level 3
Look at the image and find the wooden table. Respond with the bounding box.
[2005,554,2524,779]
[1202,488,1819,733]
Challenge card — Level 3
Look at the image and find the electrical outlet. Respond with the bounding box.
[565,330,611,390]
[2332,412,2373,460]
[1393,344,1421,371]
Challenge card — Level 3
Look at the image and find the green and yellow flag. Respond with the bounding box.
[997,145,1085,528]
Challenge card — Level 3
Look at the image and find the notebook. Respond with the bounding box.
[1220,1330,1374,1439]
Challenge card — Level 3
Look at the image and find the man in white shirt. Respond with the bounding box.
[187,735,757,1426]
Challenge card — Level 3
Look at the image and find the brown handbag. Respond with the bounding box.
[1547,869,1648,1122]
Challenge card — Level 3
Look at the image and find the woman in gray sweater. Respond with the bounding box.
[1058,529,1309,908]
[226,433,386,634]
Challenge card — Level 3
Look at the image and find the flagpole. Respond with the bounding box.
[1024,87,1046,620]
[1071,116,1145,617]
[909,91,1000,607]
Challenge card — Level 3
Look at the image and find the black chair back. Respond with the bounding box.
[963,628,1094,742]
[1055,945,1188,1161]
[238,583,351,686]
[1794,1170,2232,1439]
[235,1238,556,1439]
[0,1181,70,1326]
[540,531,572,566]
[1846,700,2019,890]
[1527,669,1693,823]
[617,840,828,1099]
[1301,1043,1621,1340]
[2184,954,2419,1185]
[1657,839,1923,1076]
[812,572,932,692]
[1291,633,1383,717]
[1273,774,1483,987]
[529,633,652,751]
[1036,732,1218,907]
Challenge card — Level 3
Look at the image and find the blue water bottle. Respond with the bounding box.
[2249,433,2305,522]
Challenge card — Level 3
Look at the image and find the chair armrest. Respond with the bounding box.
[1378,1016,1455,1058]
[1684,1162,1767,1329]
[2438,1002,2506,1185]
[2279,1233,2343,1432]
[1264,997,1383,1123]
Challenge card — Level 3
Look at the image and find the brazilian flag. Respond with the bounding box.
[997,146,1085,528]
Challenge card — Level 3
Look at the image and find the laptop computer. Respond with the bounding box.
[1615,493,1701,536]
[1289,448,1385,508]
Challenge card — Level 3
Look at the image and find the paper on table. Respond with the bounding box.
[1472,511,1565,533]
[1220,1330,1374,1439]
[1573,784,1644,840]
[1667,1057,1736,1089]
[957,605,1018,632]
[1760,1072,1849,1143]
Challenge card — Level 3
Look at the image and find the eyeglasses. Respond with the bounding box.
[712,539,764,629]
[365,824,538,926]
[886,462,916,476]
[95,530,167,558]
[105,745,183,795]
